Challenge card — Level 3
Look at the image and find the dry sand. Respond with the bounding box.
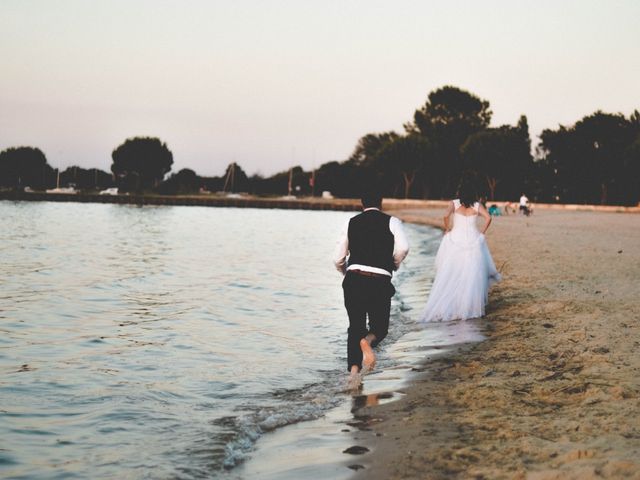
[353,207,640,479]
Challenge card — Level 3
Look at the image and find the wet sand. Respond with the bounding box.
[235,298,487,479]
[354,206,640,479]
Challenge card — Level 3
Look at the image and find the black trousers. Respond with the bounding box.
[342,271,396,371]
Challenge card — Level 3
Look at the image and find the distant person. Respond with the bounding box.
[488,204,501,216]
[334,186,409,388]
[503,201,516,215]
[421,175,501,322]
[519,193,530,215]
[526,202,534,216]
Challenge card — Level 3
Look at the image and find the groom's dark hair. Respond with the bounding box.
[361,183,383,209]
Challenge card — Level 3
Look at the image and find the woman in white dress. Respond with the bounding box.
[422,179,501,322]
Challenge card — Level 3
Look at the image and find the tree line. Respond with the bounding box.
[1,85,638,205]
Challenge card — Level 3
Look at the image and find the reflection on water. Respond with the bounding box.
[350,390,398,410]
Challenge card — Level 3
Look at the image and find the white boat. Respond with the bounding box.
[46,171,78,194]
[46,187,77,194]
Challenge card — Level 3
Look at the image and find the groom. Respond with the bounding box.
[334,186,409,379]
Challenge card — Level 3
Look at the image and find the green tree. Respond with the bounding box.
[375,134,433,198]
[576,112,636,204]
[461,115,533,200]
[539,111,637,205]
[158,168,200,195]
[349,131,399,164]
[0,146,54,189]
[622,131,640,205]
[111,137,173,192]
[312,160,372,198]
[406,86,492,197]
[538,126,573,202]
[60,166,114,191]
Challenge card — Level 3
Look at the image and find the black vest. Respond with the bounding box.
[347,210,394,273]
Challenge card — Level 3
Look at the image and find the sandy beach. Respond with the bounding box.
[352,206,640,479]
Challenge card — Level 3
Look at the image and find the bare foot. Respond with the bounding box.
[360,338,376,372]
[347,371,362,391]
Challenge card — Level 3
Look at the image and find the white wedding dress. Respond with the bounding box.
[421,200,501,322]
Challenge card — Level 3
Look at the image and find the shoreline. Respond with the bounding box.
[1,191,639,214]
[235,274,488,479]
[0,190,363,211]
[350,206,640,479]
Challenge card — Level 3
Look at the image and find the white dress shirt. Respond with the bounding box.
[333,208,410,276]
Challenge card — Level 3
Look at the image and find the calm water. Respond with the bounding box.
[0,201,442,479]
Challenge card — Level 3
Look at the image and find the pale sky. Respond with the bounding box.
[1,0,639,177]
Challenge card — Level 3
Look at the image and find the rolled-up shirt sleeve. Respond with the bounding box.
[333,219,350,274]
[390,216,409,270]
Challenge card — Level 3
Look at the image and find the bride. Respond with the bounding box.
[422,177,501,322]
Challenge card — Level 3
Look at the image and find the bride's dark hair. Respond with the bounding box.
[457,174,478,208]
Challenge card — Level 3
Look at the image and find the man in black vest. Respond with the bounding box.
[334,187,409,383]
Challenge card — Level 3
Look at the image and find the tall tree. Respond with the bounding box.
[0,146,54,189]
[461,116,533,200]
[622,131,640,205]
[111,137,173,191]
[406,86,492,197]
[539,111,637,205]
[312,160,371,198]
[158,168,200,195]
[60,166,113,190]
[375,134,433,198]
[348,131,399,165]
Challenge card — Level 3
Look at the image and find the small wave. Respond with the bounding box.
[221,378,344,470]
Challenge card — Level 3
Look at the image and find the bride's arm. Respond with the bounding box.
[478,203,492,234]
[443,201,455,232]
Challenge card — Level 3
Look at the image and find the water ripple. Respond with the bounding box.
[0,202,439,478]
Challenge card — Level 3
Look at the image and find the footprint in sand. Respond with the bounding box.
[343,446,370,455]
